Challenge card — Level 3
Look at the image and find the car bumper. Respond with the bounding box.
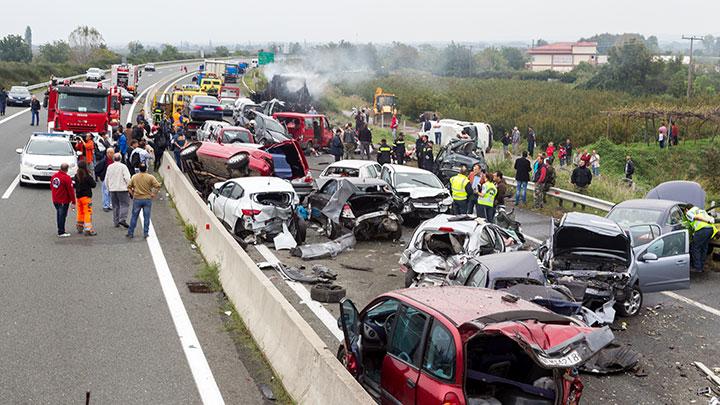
[20,166,77,184]
[291,181,315,201]
[222,110,233,116]
[7,99,31,107]
[402,201,452,218]
[190,111,223,121]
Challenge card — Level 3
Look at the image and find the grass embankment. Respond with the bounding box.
[0,61,89,89]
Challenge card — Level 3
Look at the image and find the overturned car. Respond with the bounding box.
[433,138,488,184]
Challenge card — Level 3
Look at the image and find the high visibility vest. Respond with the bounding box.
[449,174,470,201]
[379,145,392,153]
[477,182,497,206]
[688,207,718,237]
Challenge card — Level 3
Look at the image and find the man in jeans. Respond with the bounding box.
[126,163,162,239]
[513,151,531,205]
[105,153,131,228]
[50,163,76,237]
[30,95,41,126]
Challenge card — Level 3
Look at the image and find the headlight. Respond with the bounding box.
[22,159,34,168]
[441,196,453,206]
[227,153,248,166]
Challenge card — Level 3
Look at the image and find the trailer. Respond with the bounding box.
[111,64,139,95]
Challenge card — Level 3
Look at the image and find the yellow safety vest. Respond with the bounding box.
[449,174,470,201]
[477,182,497,207]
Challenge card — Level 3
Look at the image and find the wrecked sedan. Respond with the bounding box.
[400,214,524,287]
[337,287,614,405]
[539,212,690,317]
[379,164,453,221]
[208,177,306,245]
[307,178,403,240]
[433,138,488,184]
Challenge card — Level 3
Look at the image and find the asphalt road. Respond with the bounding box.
[0,65,266,404]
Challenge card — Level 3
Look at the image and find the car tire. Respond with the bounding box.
[324,219,339,239]
[310,283,347,303]
[616,284,643,317]
[404,267,417,288]
[290,215,307,245]
[390,228,402,241]
[336,345,347,364]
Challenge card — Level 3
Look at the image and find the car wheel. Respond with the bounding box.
[617,284,643,317]
[324,219,339,239]
[290,215,307,245]
[310,283,347,303]
[336,345,347,365]
[404,267,417,288]
[390,228,402,241]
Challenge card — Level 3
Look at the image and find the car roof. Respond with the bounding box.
[325,159,376,170]
[384,164,433,175]
[390,286,549,326]
[29,132,72,142]
[274,112,325,119]
[227,176,294,192]
[417,214,485,233]
[470,251,541,276]
[192,95,218,102]
[612,199,679,210]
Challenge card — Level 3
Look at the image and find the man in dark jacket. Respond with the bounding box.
[94,148,115,211]
[30,96,41,126]
[377,139,392,164]
[393,133,406,165]
[420,140,434,171]
[329,129,343,162]
[151,127,168,171]
[571,160,592,192]
[132,124,145,142]
[625,155,635,183]
[0,87,7,116]
[342,123,356,160]
[50,163,76,237]
[415,134,427,162]
[358,125,372,159]
[513,151,531,205]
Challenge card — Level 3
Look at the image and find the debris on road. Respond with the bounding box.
[310,283,346,303]
[579,342,642,375]
[258,383,276,401]
[695,362,720,388]
[273,224,297,250]
[340,263,373,272]
[290,233,356,260]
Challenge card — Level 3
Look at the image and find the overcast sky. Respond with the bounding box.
[3,0,718,47]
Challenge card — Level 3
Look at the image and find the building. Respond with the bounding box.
[527,41,604,72]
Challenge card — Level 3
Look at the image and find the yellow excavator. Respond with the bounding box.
[373,87,398,127]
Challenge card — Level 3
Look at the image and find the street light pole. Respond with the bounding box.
[683,35,703,99]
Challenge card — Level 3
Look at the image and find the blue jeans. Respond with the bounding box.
[435,132,442,145]
[31,110,40,125]
[592,167,600,177]
[476,205,494,222]
[128,199,152,237]
[515,181,528,204]
[54,203,69,235]
[690,227,713,271]
[101,180,111,209]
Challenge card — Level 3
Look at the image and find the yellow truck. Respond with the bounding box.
[199,73,222,96]
[373,87,398,127]
[152,89,207,121]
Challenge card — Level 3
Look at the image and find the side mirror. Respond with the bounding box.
[15,148,23,154]
[641,253,658,262]
[212,188,219,196]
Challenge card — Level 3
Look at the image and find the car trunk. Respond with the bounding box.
[253,192,293,209]
[263,140,308,180]
[347,193,394,217]
[462,319,613,405]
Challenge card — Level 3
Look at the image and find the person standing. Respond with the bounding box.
[415,134,427,162]
[468,164,483,211]
[355,109,366,130]
[590,150,600,177]
[542,157,556,204]
[564,139,573,162]
[94,148,115,212]
[420,140,435,171]
[393,133,406,165]
[514,151,531,206]
[545,142,555,162]
[105,153,131,228]
[685,206,717,272]
[558,146,567,167]
[376,139,392,165]
[671,122,679,146]
[476,172,497,222]
[493,171,508,209]
[312,120,322,157]
[81,133,96,174]
[126,163,162,239]
[532,158,547,209]
[329,129,343,162]
[570,160,592,194]
[579,149,591,166]
[624,155,635,185]
[172,132,186,168]
[73,161,97,236]
[358,124,372,159]
[151,125,168,171]
[449,166,472,215]
[501,132,511,159]
[0,87,7,116]
[390,113,398,140]
[511,126,520,155]
[342,123,356,160]
[658,122,667,148]
[50,163,76,237]
[527,127,536,156]
[30,95,41,126]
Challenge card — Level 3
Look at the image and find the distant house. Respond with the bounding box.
[527,42,604,72]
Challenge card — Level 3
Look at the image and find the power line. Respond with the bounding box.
[682,35,703,99]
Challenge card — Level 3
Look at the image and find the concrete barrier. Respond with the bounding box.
[159,153,373,405]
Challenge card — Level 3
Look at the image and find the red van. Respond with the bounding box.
[273,112,334,150]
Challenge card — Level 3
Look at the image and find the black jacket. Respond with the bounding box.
[31,99,41,111]
[73,173,97,198]
[571,166,592,187]
[94,156,112,181]
[377,143,392,164]
[514,158,531,182]
[358,127,372,143]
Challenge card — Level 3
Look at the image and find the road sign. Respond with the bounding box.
[258,52,275,65]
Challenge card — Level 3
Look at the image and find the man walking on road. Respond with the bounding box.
[105,153,131,228]
[342,123,356,160]
[126,163,162,239]
[30,95,41,126]
[94,147,115,211]
[358,124,372,159]
[73,161,97,236]
[50,163,76,237]
[514,151,531,206]
[624,155,635,186]
[0,87,7,116]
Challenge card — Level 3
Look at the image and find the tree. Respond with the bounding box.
[442,42,476,77]
[24,26,32,50]
[0,34,32,62]
[584,39,653,94]
[89,44,121,66]
[500,47,528,70]
[160,44,182,61]
[38,40,71,63]
[289,42,302,55]
[69,26,104,64]
[214,46,230,57]
[535,39,549,47]
[476,47,508,72]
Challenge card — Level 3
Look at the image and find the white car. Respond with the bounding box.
[16,133,79,185]
[315,159,382,190]
[196,120,230,141]
[379,164,452,219]
[220,98,235,116]
[85,67,104,81]
[420,119,493,153]
[232,97,261,127]
[207,177,306,244]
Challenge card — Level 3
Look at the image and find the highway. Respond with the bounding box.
[0,65,265,404]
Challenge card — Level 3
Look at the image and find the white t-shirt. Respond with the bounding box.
[591,154,600,168]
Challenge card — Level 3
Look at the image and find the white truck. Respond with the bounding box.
[420,119,494,153]
[111,64,140,95]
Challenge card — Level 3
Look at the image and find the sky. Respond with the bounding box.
[3,0,719,47]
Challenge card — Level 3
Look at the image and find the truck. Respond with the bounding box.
[45,82,122,135]
[224,65,239,83]
[238,62,249,74]
[111,64,139,95]
[372,87,398,127]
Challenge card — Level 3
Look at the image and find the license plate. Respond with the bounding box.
[537,350,582,367]
[204,107,215,111]
[415,203,438,209]
[42,171,54,176]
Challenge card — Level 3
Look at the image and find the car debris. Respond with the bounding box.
[273,224,297,250]
[695,362,720,388]
[432,138,489,184]
[379,164,453,221]
[578,341,642,375]
[290,233,356,260]
[310,283,346,303]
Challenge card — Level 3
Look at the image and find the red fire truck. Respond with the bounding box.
[46,82,122,135]
[111,64,140,95]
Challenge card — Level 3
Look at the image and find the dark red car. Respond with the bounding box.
[273,112,334,150]
[338,287,613,405]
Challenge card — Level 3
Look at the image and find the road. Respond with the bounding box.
[0,65,267,404]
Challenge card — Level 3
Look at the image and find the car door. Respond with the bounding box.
[211,182,235,225]
[223,183,244,230]
[308,180,337,219]
[338,298,361,373]
[636,230,690,292]
[381,304,429,405]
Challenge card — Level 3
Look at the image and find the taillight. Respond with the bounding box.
[345,352,358,376]
[341,204,355,219]
[215,106,223,111]
[241,209,261,216]
[441,392,461,405]
[193,105,202,110]
[438,227,455,232]
[303,173,313,183]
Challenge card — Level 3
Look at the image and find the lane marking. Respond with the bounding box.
[254,244,344,341]
[140,217,225,404]
[1,175,20,199]
[662,291,720,318]
[0,108,31,126]
[524,234,543,245]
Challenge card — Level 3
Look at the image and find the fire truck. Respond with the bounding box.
[111,64,140,95]
[45,81,122,135]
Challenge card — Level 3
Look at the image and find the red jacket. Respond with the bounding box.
[50,170,76,205]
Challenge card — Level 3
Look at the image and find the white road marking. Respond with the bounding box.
[0,108,31,126]
[126,81,161,124]
[1,175,20,199]
[662,291,720,318]
[254,244,345,341]
[524,234,543,245]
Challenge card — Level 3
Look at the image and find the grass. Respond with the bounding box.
[196,262,222,292]
[183,223,197,242]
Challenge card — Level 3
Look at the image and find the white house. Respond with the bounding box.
[527,41,603,72]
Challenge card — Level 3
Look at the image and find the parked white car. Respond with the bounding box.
[379,164,452,220]
[16,133,79,185]
[315,159,382,190]
[196,120,230,141]
[420,119,493,153]
[207,177,306,244]
[85,67,104,81]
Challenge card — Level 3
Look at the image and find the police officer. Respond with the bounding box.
[420,140,434,171]
[476,172,497,222]
[449,165,472,215]
[393,133,406,165]
[377,138,392,165]
[153,106,164,124]
[685,206,718,272]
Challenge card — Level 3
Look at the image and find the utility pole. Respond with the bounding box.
[682,35,703,99]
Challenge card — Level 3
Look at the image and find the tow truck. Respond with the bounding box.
[111,64,140,95]
[45,80,122,135]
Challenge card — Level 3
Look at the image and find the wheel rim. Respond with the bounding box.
[624,289,641,315]
[324,220,333,238]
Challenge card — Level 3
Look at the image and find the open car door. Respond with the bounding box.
[635,230,690,293]
[338,298,361,375]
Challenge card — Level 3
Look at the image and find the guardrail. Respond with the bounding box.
[505,178,615,212]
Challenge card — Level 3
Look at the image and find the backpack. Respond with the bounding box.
[545,167,556,186]
[130,149,142,171]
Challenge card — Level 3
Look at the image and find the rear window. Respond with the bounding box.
[194,96,219,105]
[607,208,663,227]
[222,129,252,143]
[323,166,359,177]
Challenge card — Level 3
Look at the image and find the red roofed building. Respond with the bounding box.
[527,41,602,72]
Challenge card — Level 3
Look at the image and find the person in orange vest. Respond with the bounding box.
[75,133,96,173]
[72,161,97,236]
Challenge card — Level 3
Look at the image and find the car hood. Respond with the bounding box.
[553,219,631,263]
[396,186,449,200]
[645,180,705,208]
[22,154,76,168]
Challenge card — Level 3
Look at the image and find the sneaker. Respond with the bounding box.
[57,233,71,238]
[103,207,111,212]
[125,233,133,239]
[119,221,129,229]
[114,223,120,228]
[84,230,97,236]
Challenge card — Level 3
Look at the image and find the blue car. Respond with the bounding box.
[187,95,224,121]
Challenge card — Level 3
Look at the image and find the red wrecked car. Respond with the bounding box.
[337,287,613,405]
[273,112,334,150]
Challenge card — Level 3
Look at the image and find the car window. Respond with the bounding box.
[456,261,479,285]
[229,184,244,199]
[422,321,456,381]
[366,165,377,178]
[487,227,505,252]
[388,305,428,367]
[324,167,359,178]
[646,231,686,258]
[305,118,315,130]
[667,207,684,225]
[320,180,337,195]
[26,140,74,156]
[466,264,488,288]
[381,168,393,185]
[220,183,234,198]
[629,224,661,247]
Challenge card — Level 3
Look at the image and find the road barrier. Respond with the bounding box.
[505,178,615,212]
[159,153,373,405]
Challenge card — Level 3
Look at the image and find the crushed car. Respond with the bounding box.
[379,164,452,221]
[337,287,614,405]
[306,178,403,241]
[433,138,488,184]
[400,214,525,287]
[538,212,691,317]
[207,177,306,246]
